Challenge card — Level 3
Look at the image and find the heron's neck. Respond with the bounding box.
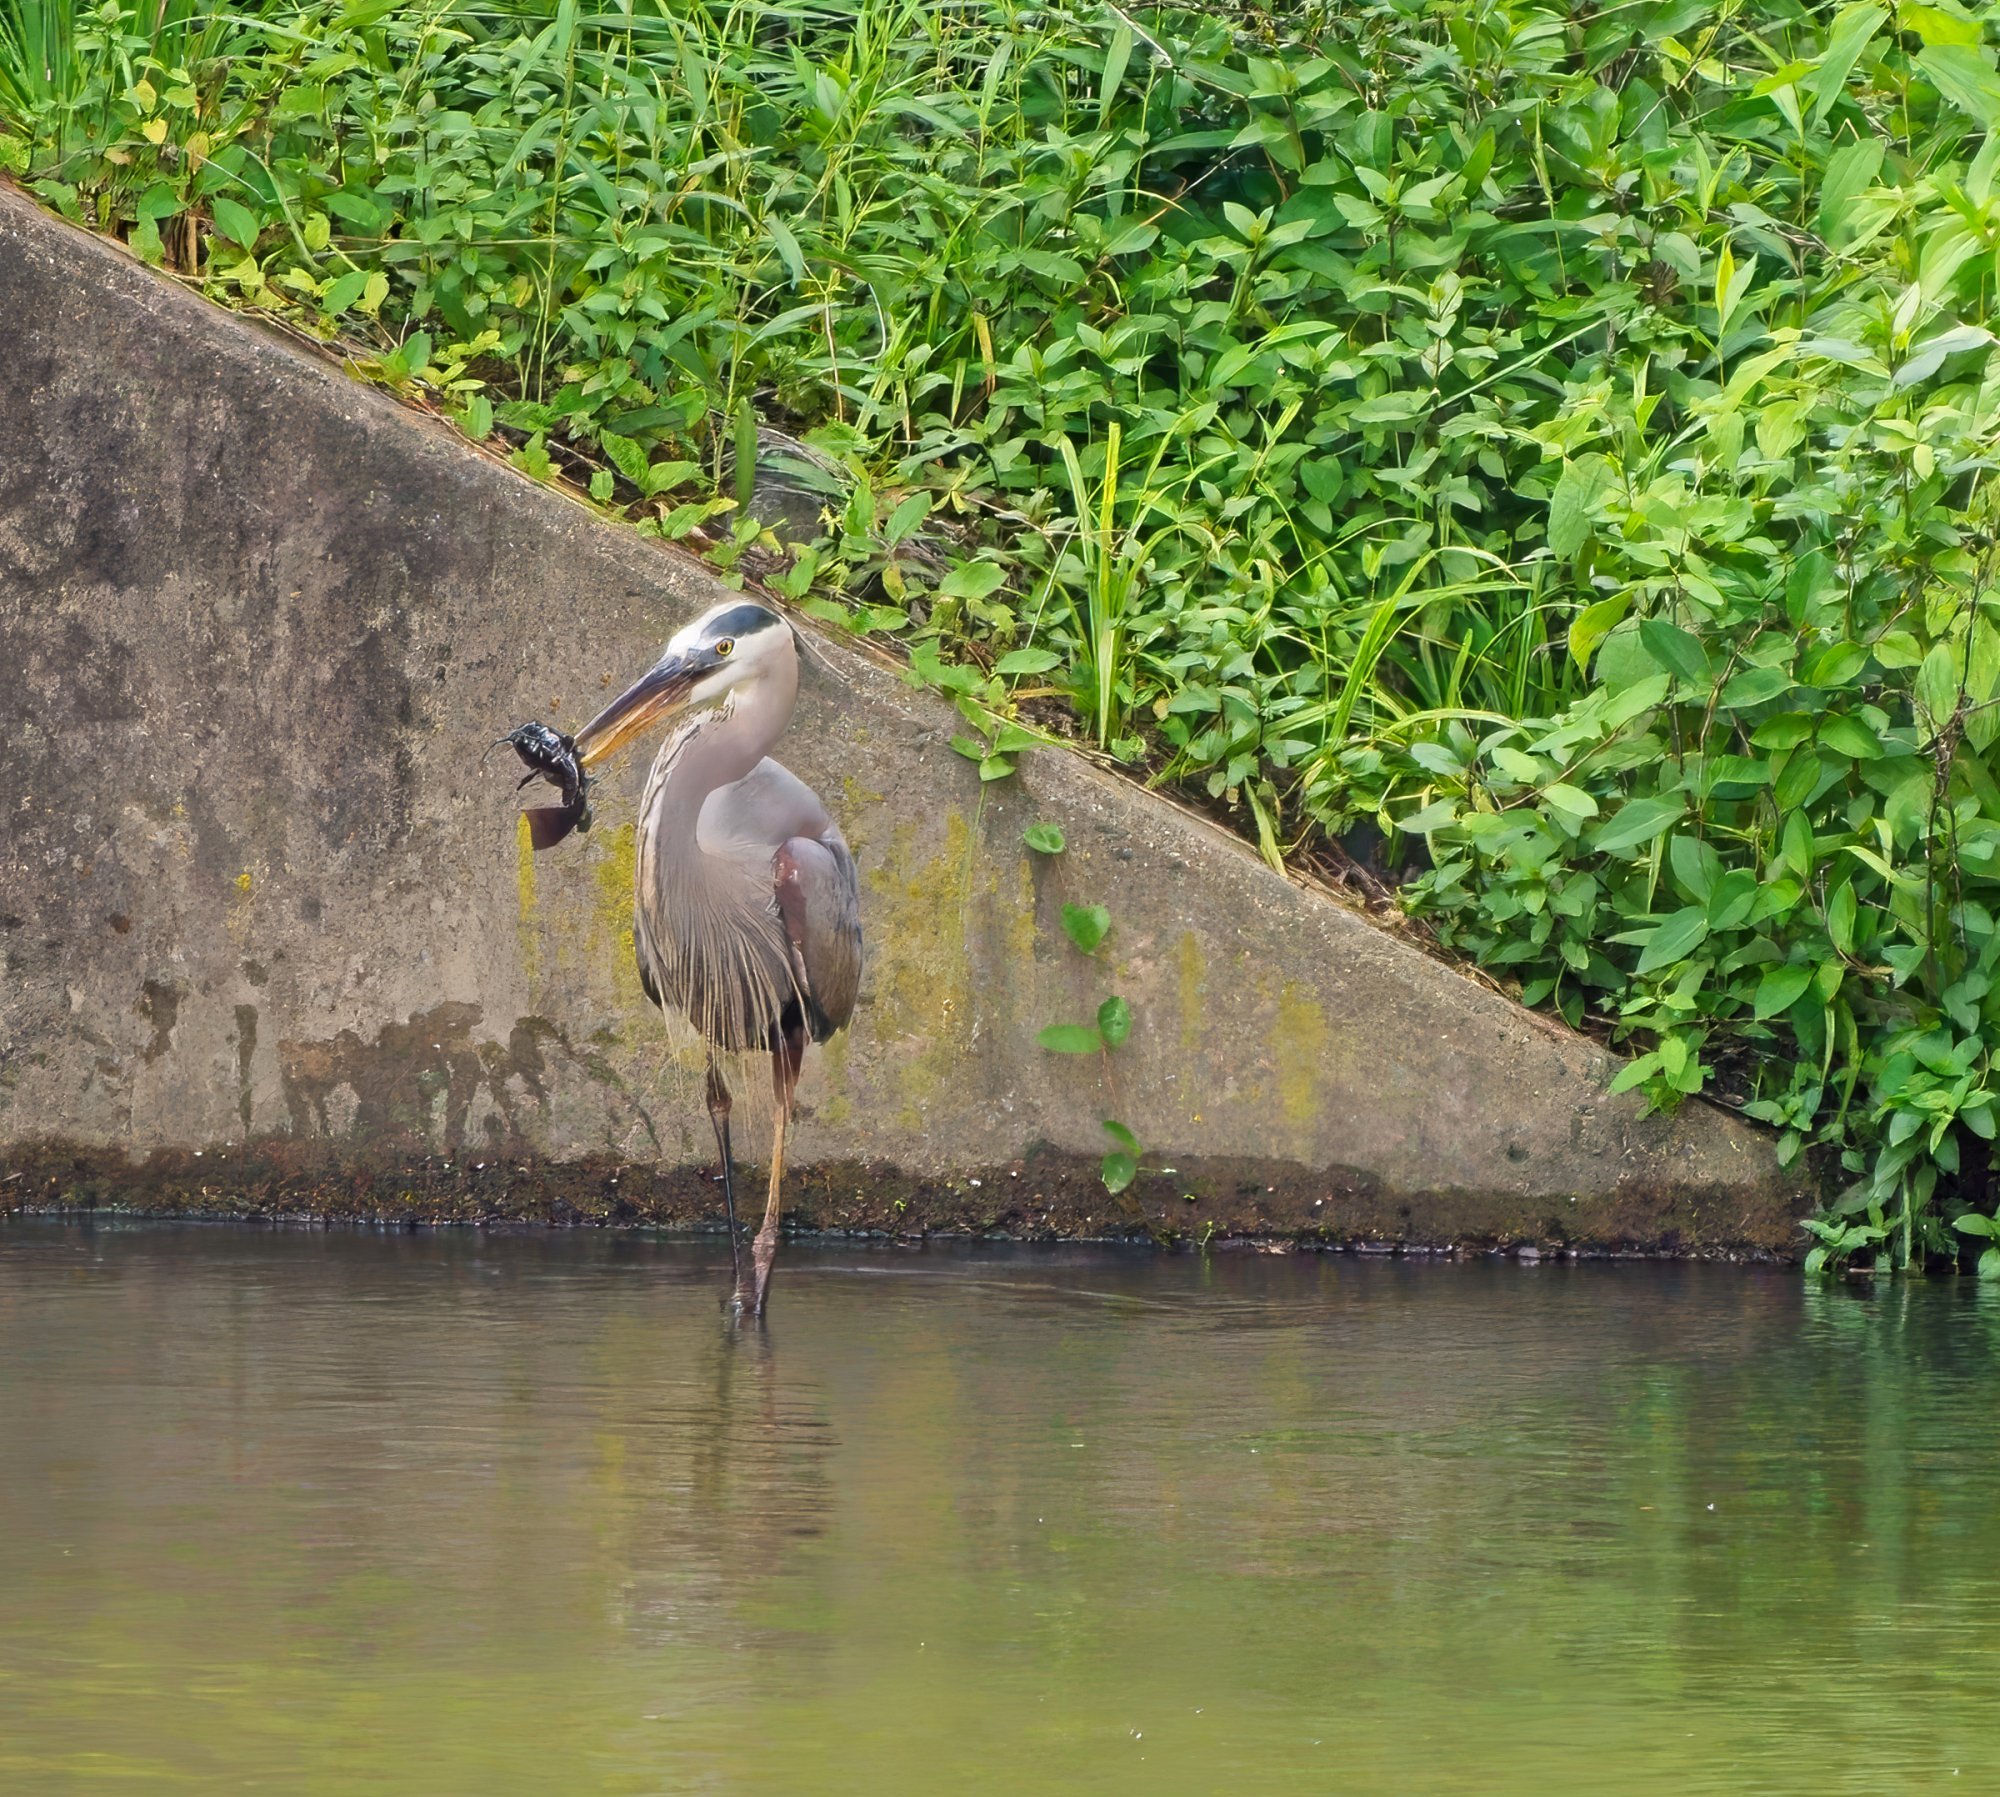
[645,668,795,847]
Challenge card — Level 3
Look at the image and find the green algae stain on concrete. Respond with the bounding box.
[1273,981,1330,1127]
[864,810,979,1131]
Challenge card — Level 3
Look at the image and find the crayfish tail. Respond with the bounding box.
[525,804,586,851]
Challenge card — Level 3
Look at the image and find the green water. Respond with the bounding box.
[2,1225,1997,1793]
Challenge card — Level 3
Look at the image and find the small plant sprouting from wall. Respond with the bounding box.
[1025,822,1142,1195]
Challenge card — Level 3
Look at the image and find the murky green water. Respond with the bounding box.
[2,1225,1998,1793]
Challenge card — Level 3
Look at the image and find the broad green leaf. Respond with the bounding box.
[1915,642,1961,734]
[938,560,1005,602]
[1023,822,1066,855]
[322,269,368,315]
[1037,1023,1102,1054]
[1807,642,1871,688]
[1608,1050,1663,1096]
[1718,666,1791,709]
[1568,593,1631,666]
[1591,794,1684,855]
[994,648,1062,676]
[885,492,930,546]
[1670,832,1719,904]
[1714,244,1758,340]
[1062,903,1111,954]
[1752,712,1815,751]
[1779,810,1816,878]
[1398,798,1461,834]
[1873,630,1924,669]
[1753,963,1814,1019]
[1101,1150,1138,1194]
[1919,45,2000,128]
[1598,674,1671,731]
[1818,714,1882,760]
[1811,5,1888,123]
[1541,782,1599,822]
[1102,1119,1140,1155]
[1638,618,1710,683]
[1097,995,1132,1048]
[1635,906,1710,975]
[1548,454,1613,558]
[209,194,261,249]
[1706,870,1756,930]
[1774,750,1822,809]
[599,429,651,489]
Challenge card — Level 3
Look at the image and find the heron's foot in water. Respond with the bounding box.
[743,1222,778,1318]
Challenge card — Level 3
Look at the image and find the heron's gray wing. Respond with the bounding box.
[699,758,832,855]
[773,832,862,1040]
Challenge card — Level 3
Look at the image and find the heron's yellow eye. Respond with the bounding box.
[715,638,735,658]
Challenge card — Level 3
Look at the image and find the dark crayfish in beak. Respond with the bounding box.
[501,721,593,849]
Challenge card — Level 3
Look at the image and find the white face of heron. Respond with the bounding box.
[669,602,795,711]
[575,601,797,768]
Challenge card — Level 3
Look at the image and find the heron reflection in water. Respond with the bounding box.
[508,601,861,1318]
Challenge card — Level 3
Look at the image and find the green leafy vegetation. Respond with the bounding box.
[7,0,2000,1266]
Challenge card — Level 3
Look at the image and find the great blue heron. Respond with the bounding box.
[511,600,862,1316]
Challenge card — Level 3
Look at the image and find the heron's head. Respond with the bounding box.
[572,601,795,769]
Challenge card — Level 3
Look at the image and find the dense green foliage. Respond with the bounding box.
[8,0,2000,1264]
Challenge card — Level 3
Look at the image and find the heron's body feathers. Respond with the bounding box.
[632,711,861,1054]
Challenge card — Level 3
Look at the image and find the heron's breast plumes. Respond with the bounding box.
[632,742,802,1054]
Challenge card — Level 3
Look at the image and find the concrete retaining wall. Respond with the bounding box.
[0,188,1809,1252]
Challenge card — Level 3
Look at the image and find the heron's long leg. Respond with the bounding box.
[746,1028,805,1318]
[706,1058,742,1293]
[746,1103,789,1317]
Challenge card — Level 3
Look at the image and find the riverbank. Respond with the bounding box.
[3,1133,1798,1258]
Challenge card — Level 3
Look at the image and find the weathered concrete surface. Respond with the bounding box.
[0,187,1812,1254]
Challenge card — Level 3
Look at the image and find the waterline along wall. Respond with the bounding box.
[0,188,1808,1253]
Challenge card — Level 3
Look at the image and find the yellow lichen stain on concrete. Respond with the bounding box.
[864,810,980,1131]
[838,773,887,859]
[841,774,886,811]
[1006,852,1038,972]
[225,862,259,951]
[590,821,646,1008]
[514,812,540,991]
[814,1028,853,1129]
[1273,981,1329,1126]
[1177,931,1205,1053]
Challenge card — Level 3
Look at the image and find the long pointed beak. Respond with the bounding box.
[572,653,697,769]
